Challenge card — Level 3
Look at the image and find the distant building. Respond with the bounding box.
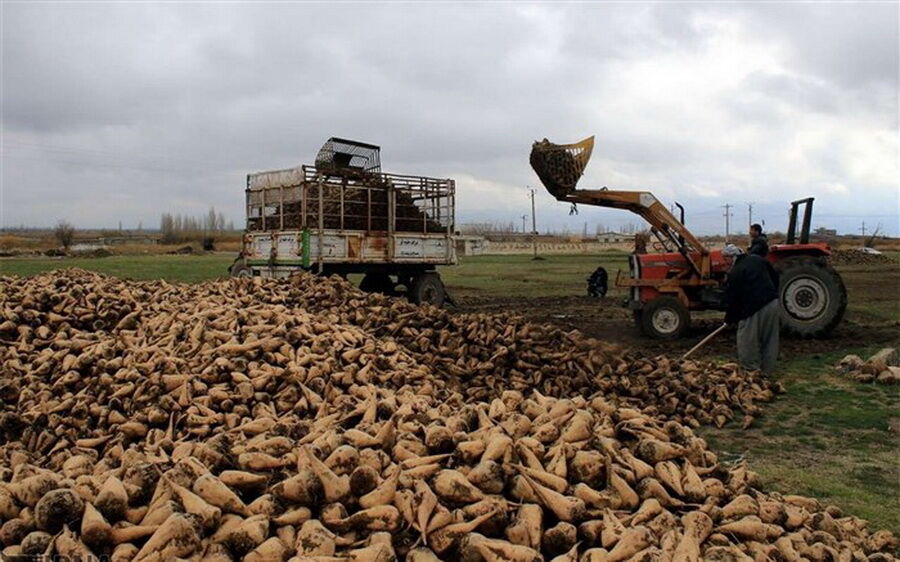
[98,236,159,246]
[455,235,485,256]
[814,227,837,237]
[597,231,629,243]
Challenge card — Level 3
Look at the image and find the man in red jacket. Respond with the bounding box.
[722,244,781,374]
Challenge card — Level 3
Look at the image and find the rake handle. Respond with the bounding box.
[681,323,728,360]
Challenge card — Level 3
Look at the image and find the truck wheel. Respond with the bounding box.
[230,260,253,278]
[409,272,446,307]
[640,296,690,339]
[776,257,846,337]
[360,273,394,294]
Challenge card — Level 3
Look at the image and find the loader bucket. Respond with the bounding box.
[529,136,594,198]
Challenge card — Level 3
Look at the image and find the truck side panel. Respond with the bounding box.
[244,230,455,267]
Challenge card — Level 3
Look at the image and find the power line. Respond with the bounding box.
[860,221,866,237]
[722,204,733,242]
[529,188,538,259]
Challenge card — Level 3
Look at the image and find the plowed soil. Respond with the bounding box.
[453,286,899,361]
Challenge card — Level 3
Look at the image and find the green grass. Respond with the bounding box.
[439,252,630,298]
[835,263,900,323]
[0,254,233,283]
[700,345,900,534]
[0,252,633,295]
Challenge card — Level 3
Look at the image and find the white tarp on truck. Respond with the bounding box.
[248,167,304,190]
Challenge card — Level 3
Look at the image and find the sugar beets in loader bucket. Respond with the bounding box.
[529,136,595,197]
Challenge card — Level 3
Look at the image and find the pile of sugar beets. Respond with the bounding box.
[828,250,895,267]
[0,270,896,561]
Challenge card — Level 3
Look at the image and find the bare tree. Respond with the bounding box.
[54,220,76,251]
[865,224,882,248]
[206,207,218,232]
[160,208,233,246]
[160,213,176,244]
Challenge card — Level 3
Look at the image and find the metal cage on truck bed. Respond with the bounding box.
[239,164,456,277]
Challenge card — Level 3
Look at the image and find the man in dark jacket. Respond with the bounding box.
[722,244,780,374]
[748,223,768,257]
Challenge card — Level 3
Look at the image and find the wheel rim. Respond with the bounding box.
[234,267,252,278]
[422,284,438,304]
[652,307,680,335]
[782,275,829,321]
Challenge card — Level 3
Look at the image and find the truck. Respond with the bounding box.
[230,138,456,306]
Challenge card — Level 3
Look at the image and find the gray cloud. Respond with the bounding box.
[740,3,898,89]
[1,3,897,236]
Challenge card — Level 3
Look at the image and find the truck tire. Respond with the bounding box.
[359,273,394,294]
[640,296,690,339]
[776,257,846,337]
[409,272,446,307]
[229,260,253,278]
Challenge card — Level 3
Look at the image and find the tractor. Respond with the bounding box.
[530,136,847,339]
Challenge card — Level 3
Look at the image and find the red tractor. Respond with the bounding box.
[530,137,846,339]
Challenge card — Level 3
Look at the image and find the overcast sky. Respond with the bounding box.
[2,2,898,236]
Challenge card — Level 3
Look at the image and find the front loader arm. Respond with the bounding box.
[528,136,711,278]
[562,189,710,277]
[563,190,707,254]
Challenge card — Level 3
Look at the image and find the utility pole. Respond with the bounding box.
[860,221,866,237]
[722,204,733,243]
[521,215,527,234]
[747,202,754,230]
[530,188,538,259]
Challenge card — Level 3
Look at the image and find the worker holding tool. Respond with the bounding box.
[722,244,780,374]
[748,223,769,257]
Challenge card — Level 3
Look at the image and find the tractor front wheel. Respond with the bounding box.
[776,257,846,337]
[639,296,690,339]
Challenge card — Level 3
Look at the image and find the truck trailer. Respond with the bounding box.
[230,138,456,306]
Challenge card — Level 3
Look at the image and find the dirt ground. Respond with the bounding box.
[453,294,897,359]
[450,260,900,361]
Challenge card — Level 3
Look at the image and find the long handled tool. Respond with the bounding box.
[681,323,728,360]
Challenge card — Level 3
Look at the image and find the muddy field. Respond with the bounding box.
[452,294,898,360]
[449,260,900,362]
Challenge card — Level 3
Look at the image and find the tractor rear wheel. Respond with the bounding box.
[776,257,846,337]
[640,296,690,339]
